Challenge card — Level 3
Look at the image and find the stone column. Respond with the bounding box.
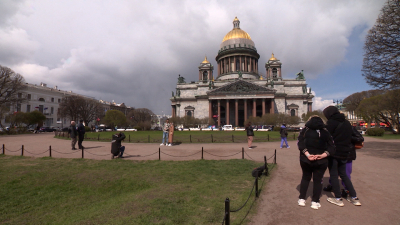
[218,100,221,127]
[240,56,242,71]
[209,101,212,123]
[217,61,220,76]
[270,99,275,114]
[244,56,247,72]
[244,99,247,121]
[172,106,176,118]
[228,57,231,72]
[253,99,256,117]
[226,100,230,125]
[262,99,266,116]
[235,99,239,127]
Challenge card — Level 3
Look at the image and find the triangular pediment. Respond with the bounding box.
[208,80,275,95]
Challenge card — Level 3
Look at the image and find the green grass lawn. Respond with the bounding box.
[55,130,299,143]
[0,155,275,225]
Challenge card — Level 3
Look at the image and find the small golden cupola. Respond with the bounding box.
[202,56,210,64]
[222,17,252,42]
[269,53,277,61]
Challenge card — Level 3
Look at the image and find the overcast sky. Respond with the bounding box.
[0,0,386,115]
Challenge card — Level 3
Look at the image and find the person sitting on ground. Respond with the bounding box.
[280,124,290,148]
[297,115,335,209]
[111,132,126,159]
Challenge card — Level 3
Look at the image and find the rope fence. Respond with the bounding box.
[1,144,278,163]
[222,151,277,225]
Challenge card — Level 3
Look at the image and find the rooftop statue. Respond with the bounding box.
[176,89,181,97]
[271,80,274,88]
[178,74,185,84]
[302,86,307,94]
[238,71,243,79]
[296,70,305,80]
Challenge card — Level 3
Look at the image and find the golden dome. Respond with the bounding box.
[202,56,210,63]
[269,53,277,61]
[222,17,252,42]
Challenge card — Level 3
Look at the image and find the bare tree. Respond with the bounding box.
[0,65,26,128]
[343,90,383,112]
[127,108,154,130]
[59,95,103,125]
[362,0,400,89]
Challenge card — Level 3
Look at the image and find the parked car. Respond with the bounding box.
[40,127,56,132]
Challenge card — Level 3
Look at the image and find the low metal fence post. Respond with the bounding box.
[274,149,277,164]
[255,177,259,197]
[201,147,203,159]
[159,147,161,160]
[2,144,4,155]
[264,155,269,176]
[225,198,230,225]
[21,145,24,156]
[82,148,84,159]
[49,145,52,157]
[242,147,244,159]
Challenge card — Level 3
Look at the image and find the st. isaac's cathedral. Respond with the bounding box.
[170,17,314,127]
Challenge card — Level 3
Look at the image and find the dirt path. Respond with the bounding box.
[1,134,399,224]
[249,136,400,225]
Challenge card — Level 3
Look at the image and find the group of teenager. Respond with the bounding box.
[297,106,364,209]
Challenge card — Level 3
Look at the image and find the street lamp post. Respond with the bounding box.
[333,99,343,110]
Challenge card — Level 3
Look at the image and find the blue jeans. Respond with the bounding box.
[119,146,125,157]
[162,131,169,144]
[280,137,289,148]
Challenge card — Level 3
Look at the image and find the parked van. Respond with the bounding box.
[222,125,233,131]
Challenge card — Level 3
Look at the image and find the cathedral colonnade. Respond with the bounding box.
[208,98,274,127]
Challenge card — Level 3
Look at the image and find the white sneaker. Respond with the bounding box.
[168,144,172,146]
[311,201,321,209]
[160,143,164,146]
[298,199,306,207]
[248,147,252,149]
[287,146,290,149]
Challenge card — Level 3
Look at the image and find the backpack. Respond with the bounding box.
[252,165,266,178]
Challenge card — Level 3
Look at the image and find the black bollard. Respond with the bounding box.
[49,145,52,157]
[21,145,24,156]
[159,147,161,160]
[225,198,230,225]
[274,149,277,164]
[201,147,203,159]
[2,144,4,155]
[82,148,84,159]
[242,147,244,159]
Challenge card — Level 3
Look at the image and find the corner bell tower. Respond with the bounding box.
[265,53,282,81]
[198,56,214,82]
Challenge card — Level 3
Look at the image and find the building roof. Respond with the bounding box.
[222,17,252,42]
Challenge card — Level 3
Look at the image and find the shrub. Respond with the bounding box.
[84,126,91,132]
[273,126,281,132]
[366,127,385,136]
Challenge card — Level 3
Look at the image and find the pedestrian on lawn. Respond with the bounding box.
[280,124,290,148]
[323,106,362,207]
[68,121,78,150]
[160,119,171,146]
[245,122,254,149]
[297,115,335,209]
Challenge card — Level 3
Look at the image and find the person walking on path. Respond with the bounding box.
[68,121,78,150]
[77,120,85,149]
[111,132,126,159]
[280,124,290,148]
[297,115,335,209]
[323,106,362,207]
[245,122,254,149]
[160,119,171,146]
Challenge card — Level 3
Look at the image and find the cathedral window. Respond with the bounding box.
[291,109,295,116]
[272,68,277,79]
[203,71,208,80]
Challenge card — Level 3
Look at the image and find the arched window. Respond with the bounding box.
[272,68,277,78]
[291,109,295,116]
[203,71,208,80]
[38,98,45,102]
[187,111,192,117]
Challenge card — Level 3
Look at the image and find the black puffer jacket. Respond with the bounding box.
[323,106,353,160]
[111,133,126,156]
[298,116,335,164]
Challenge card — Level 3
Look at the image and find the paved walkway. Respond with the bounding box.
[1,134,400,224]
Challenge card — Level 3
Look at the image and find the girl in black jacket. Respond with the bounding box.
[297,115,335,209]
[245,122,254,149]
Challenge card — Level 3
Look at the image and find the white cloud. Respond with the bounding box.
[311,91,335,111]
[0,0,387,114]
